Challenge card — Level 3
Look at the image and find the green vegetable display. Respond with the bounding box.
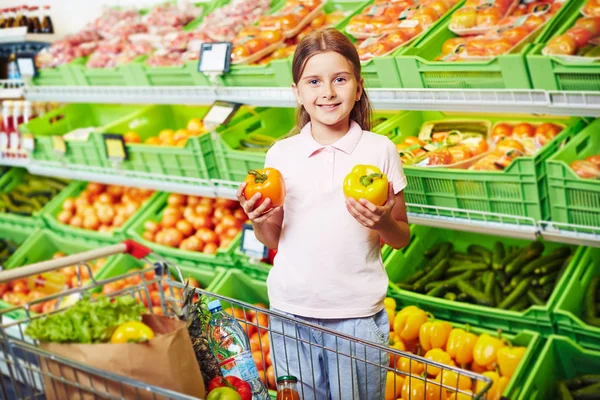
[557,374,600,400]
[0,174,68,216]
[25,296,145,344]
[584,276,600,327]
[396,241,572,311]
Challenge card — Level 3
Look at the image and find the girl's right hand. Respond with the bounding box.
[237,182,282,225]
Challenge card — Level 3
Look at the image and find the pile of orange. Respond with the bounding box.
[122,118,207,147]
[141,194,247,254]
[56,183,154,233]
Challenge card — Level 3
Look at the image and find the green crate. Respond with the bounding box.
[395,0,580,89]
[94,253,227,291]
[546,118,600,228]
[378,110,585,220]
[386,224,584,336]
[527,0,600,91]
[127,192,239,266]
[69,57,146,87]
[43,181,159,243]
[517,336,600,400]
[0,229,109,318]
[19,103,144,167]
[552,246,600,351]
[0,168,68,229]
[33,64,79,86]
[0,218,35,268]
[209,269,270,306]
[215,107,296,182]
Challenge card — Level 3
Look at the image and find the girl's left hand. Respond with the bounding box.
[345,183,396,231]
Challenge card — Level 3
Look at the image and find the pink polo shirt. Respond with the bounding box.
[264,120,407,319]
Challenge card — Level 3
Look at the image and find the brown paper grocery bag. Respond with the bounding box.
[39,314,205,400]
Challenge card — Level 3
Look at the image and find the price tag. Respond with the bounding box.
[203,101,241,128]
[198,42,232,74]
[16,56,37,78]
[103,133,128,162]
[240,223,268,260]
[51,135,66,156]
[21,134,35,152]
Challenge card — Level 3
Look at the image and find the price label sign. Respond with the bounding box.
[51,135,66,156]
[21,134,35,152]
[198,42,232,74]
[103,133,128,162]
[16,56,37,78]
[203,101,241,128]
[240,223,268,260]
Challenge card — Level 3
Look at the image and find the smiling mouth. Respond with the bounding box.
[317,104,341,109]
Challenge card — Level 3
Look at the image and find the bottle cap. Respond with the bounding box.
[207,300,222,313]
[276,376,298,384]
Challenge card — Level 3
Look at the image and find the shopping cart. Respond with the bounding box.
[0,241,492,400]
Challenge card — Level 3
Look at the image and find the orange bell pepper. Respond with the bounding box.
[497,346,526,378]
[473,333,505,368]
[244,168,286,209]
[393,306,428,341]
[424,348,455,377]
[419,320,453,352]
[446,328,478,366]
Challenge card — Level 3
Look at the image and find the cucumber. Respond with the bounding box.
[427,243,453,269]
[572,382,600,399]
[426,284,448,297]
[505,241,545,277]
[537,271,560,287]
[509,297,529,311]
[467,245,492,265]
[534,258,567,275]
[493,283,502,306]
[444,292,457,301]
[498,278,531,309]
[414,258,450,293]
[484,272,495,305]
[424,243,443,259]
[585,277,600,321]
[492,242,506,270]
[403,270,426,285]
[446,263,489,275]
[522,254,564,276]
[557,381,574,400]
[396,282,415,291]
[527,289,545,306]
[424,270,474,292]
[456,281,493,306]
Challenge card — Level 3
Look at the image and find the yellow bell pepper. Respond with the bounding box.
[497,346,526,378]
[424,348,455,377]
[393,306,428,341]
[110,321,155,344]
[419,320,453,352]
[475,372,501,400]
[434,370,472,391]
[473,333,505,368]
[446,328,478,366]
[343,165,389,206]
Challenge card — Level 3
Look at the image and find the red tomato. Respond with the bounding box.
[565,27,593,48]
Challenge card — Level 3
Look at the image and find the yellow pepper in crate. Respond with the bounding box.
[497,346,526,378]
[473,333,505,368]
[392,306,428,341]
[475,372,509,400]
[446,328,478,366]
[419,320,453,352]
[343,165,388,206]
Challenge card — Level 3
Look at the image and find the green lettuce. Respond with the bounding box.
[25,295,145,344]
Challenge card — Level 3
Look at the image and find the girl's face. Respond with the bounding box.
[293,51,363,132]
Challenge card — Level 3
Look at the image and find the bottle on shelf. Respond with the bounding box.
[5,8,15,28]
[276,376,300,400]
[207,300,270,400]
[1,101,14,151]
[19,6,28,28]
[28,6,40,33]
[7,53,21,81]
[0,9,6,29]
[13,6,23,28]
[40,5,53,34]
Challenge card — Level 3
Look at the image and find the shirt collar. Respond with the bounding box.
[300,121,363,158]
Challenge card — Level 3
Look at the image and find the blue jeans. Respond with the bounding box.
[269,308,390,400]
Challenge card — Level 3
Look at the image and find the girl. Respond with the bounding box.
[237,28,410,399]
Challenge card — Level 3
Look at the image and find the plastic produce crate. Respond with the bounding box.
[0,218,35,268]
[378,110,585,220]
[69,58,146,87]
[527,1,600,91]
[127,192,239,266]
[0,168,68,229]
[546,118,600,228]
[33,64,79,86]
[19,103,144,167]
[0,229,109,318]
[552,246,600,351]
[43,181,160,243]
[94,253,227,291]
[100,104,255,180]
[517,336,600,400]
[394,0,580,89]
[209,269,270,306]
[386,225,584,336]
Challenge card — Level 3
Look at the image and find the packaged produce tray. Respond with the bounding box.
[43,181,159,243]
[394,0,580,89]
[378,110,585,220]
[527,0,600,91]
[0,229,110,319]
[517,336,600,400]
[552,246,600,351]
[99,105,255,180]
[546,110,600,228]
[127,192,240,266]
[19,103,144,168]
[385,225,585,336]
[0,168,68,229]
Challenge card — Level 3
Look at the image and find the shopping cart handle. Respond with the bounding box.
[123,240,152,259]
[0,243,134,283]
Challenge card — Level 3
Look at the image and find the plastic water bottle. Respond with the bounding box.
[207,300,269,399]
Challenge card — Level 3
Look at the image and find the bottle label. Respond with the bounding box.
[219,350,260,382]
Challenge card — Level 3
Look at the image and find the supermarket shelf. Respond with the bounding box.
[23,86,600,116]
[0,80,24,99]
[0,156,28,167]
[540,221,600,248]
[406,204,539,240]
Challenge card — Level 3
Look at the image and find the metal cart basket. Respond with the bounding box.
[0,241,492,399]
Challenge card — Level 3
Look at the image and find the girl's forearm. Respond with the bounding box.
[377,218,410,249]
[252,221,282,250]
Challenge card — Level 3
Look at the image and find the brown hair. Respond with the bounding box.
[291,28,372,133]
